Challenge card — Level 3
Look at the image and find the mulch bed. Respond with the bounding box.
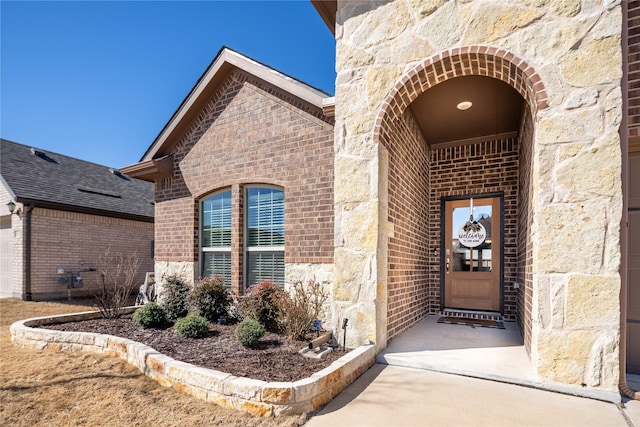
[43,315,346,383]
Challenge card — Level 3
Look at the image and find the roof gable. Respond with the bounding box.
[1,139,154,221]
[129,47,334,169]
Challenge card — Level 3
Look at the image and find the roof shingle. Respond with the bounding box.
[1,139,154,221]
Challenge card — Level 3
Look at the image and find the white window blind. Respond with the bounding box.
[202,191,232,248]
[246,187,284,288]
[202,252,231,286]
[246,251,284,288]
[247,187,284,247]
[201,190,231,288]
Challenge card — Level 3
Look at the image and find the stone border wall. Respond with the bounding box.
[10,309,375,417]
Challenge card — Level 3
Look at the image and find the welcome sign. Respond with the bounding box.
[458,221,486,248]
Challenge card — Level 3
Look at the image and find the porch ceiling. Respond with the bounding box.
[409,76,524,146]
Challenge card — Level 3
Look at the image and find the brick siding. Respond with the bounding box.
[155,69,334,294]
[374,47,548,144]
[29,208,154,300]
[377,48,541,340]
[386,110,431,338]
[517,108,535,357]
[430,139,520,321]
[386,130,521,340]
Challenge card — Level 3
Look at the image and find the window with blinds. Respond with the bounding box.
[201,190,231,288]
[246,187,284,288]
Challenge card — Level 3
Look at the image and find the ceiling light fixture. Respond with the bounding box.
[457,101,473,111]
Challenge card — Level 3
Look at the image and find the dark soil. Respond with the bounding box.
[44,316,346,383]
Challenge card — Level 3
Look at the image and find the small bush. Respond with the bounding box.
[276,280,329,340]
[133,302,167,328]
[160,275,191,321]
[175,314,210,338]
[94,249,141,319]
[238,280,284,332]
[235,318,265,347]
[191,277,230,323]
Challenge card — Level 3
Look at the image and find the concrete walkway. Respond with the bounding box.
[306,364,640,427]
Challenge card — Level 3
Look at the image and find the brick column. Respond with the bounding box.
[231,184,243,295]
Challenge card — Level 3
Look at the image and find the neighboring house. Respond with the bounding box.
[122,2,639,401]
[1,139,154,300]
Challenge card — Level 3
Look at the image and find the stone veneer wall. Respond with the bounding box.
[10,310,375,417]
[154,69,334,294]
[334,0,623,392]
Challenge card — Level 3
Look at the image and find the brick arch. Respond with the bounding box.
[373,46,546,344]
[373,46,548,146]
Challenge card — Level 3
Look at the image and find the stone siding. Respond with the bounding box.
[334,0,623,392]
[10,310,375,417]
[154,69,334,294]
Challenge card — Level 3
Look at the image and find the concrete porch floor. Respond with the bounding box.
[376,315,533,384]
[375,315,623,402]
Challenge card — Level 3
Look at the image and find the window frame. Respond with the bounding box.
[199,188,232,288]
[243,185,285,290]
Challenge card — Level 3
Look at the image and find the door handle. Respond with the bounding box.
[446,257,450,274]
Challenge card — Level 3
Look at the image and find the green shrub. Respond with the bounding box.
[191,277,231,323]
[238,280,284,332]
[235,318,265,347]
[175,314,210,338]
[160,275,191,321]
[133,302,167,328]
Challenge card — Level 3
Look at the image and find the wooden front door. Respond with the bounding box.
[443,196,502,312]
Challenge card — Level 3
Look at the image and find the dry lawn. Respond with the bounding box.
[0,298,307,427]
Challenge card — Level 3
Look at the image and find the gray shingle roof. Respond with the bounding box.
[1,139,154,221]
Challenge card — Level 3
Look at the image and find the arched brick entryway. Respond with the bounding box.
[372,47,549,354]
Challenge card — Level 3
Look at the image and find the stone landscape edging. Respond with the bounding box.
[10,308,375,417]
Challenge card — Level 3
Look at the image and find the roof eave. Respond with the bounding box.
[14,197,154,223]
[120,156,173,182]
[311,0,336,35]
[323,96,336,117]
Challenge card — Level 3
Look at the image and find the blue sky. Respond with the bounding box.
[1,1,335,168]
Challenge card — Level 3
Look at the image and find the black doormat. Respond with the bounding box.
[437,316,505,329]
